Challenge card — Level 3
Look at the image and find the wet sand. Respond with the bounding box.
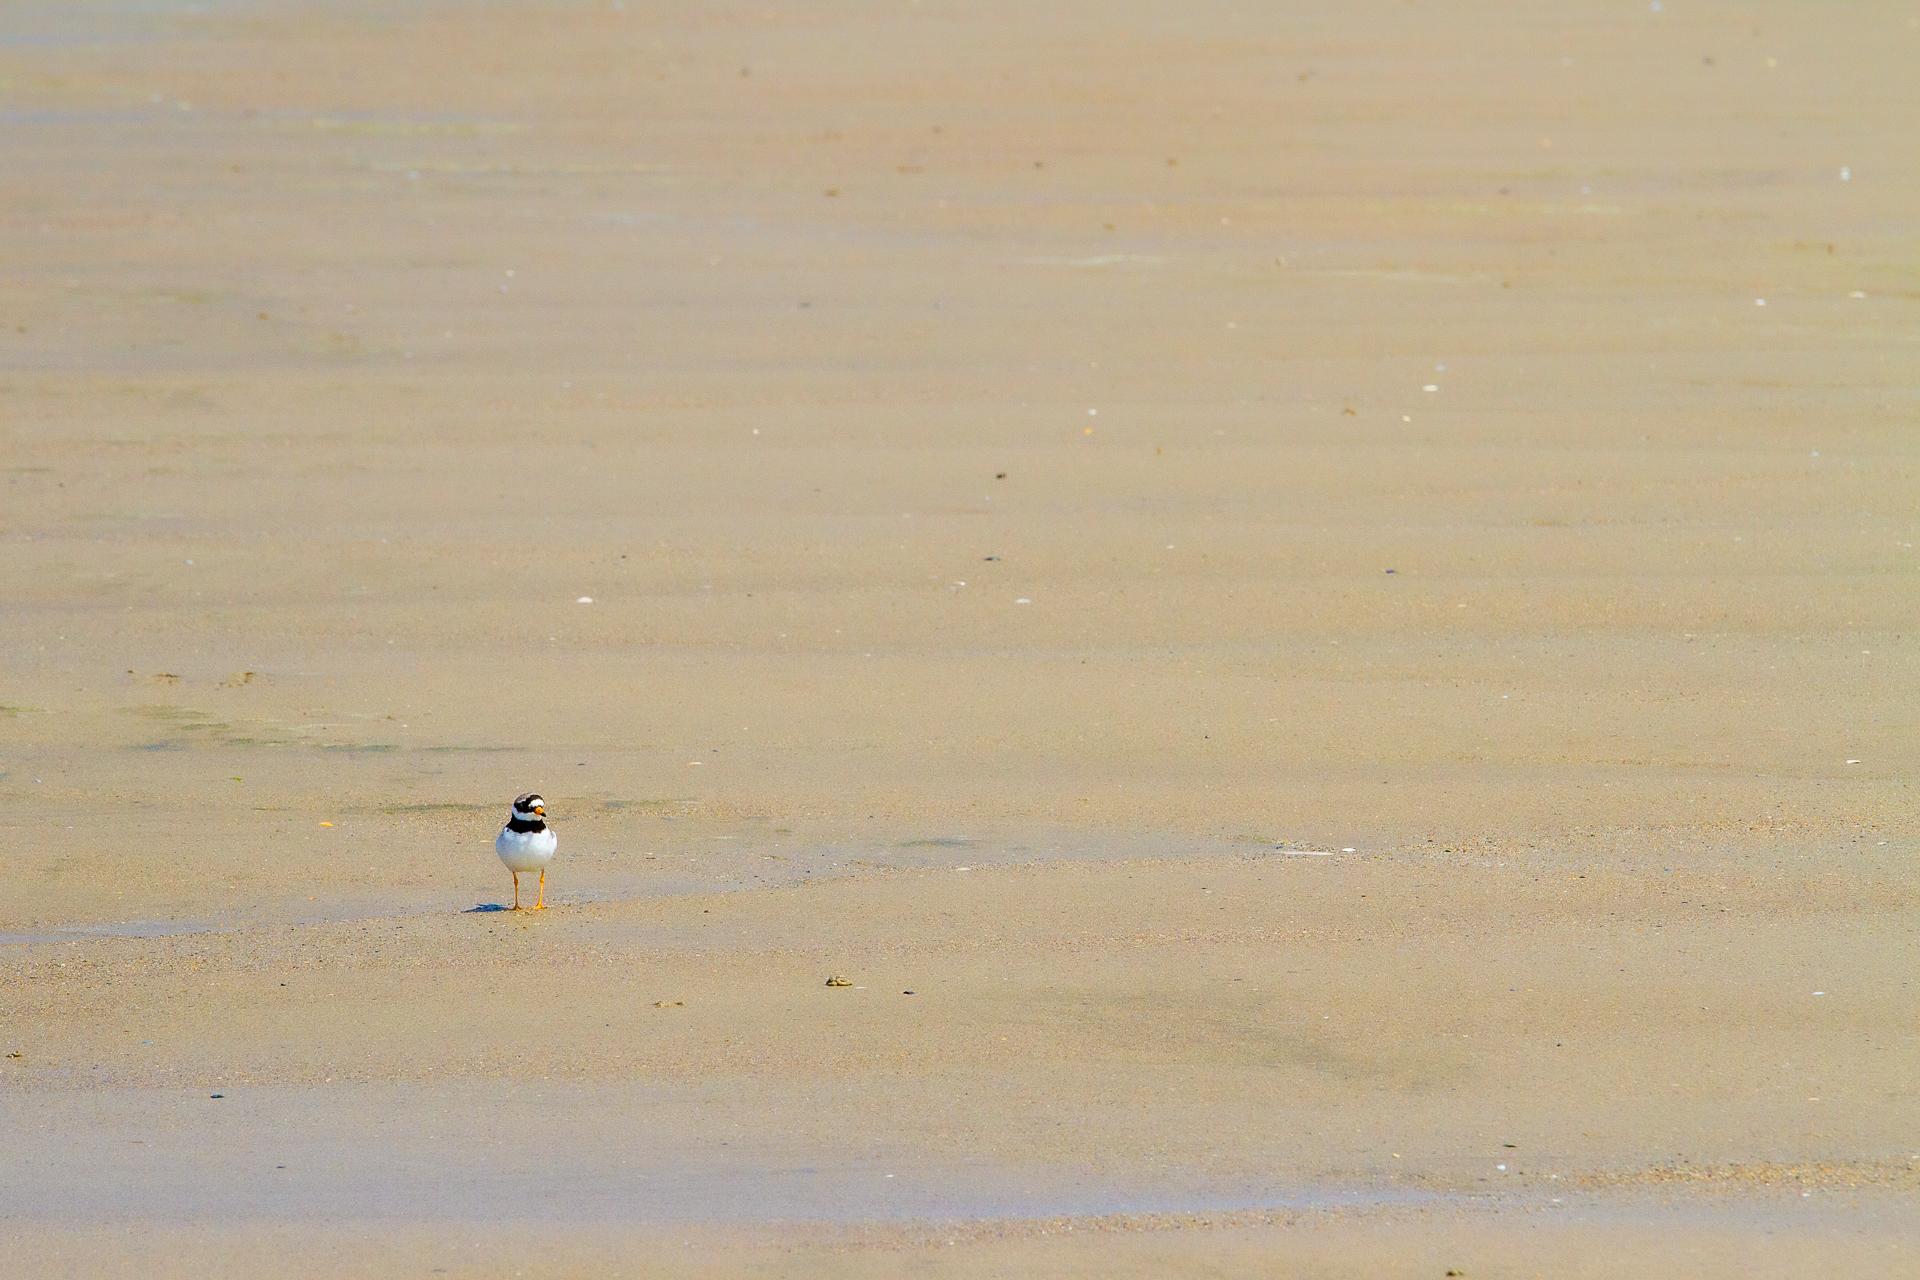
[3,0,1917,1274]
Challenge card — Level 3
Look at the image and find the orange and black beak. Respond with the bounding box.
[533,805,545,816]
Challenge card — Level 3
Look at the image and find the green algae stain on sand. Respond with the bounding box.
[376,801,498,816]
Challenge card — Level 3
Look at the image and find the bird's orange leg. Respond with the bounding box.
[533,869,547,911]
[511,870,521,911]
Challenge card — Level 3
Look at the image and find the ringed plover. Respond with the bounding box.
[496,792,557,910]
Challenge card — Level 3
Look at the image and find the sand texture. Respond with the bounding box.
[2,0,1917,1274]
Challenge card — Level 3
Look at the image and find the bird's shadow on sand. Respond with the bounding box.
[464,903,510,913]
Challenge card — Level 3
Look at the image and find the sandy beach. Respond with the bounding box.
[3,1,1917,1274]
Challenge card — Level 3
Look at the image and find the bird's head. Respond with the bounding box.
[511,792,547,820]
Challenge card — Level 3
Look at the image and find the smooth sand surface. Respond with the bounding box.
[3,0,1917,1274]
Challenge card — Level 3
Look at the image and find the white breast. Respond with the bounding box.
[495,826,558,872]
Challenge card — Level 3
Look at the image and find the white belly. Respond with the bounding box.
[495,826,557,872]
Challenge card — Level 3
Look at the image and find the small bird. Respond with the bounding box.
[495,792,557,910]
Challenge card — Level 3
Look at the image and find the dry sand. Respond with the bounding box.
[2,0,1917,1274]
